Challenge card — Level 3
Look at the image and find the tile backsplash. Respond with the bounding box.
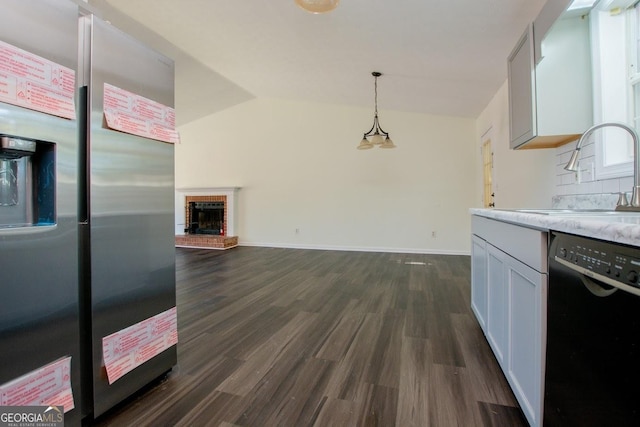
[554,135,633,209]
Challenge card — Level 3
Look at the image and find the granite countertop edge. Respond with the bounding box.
[470,208,640,248]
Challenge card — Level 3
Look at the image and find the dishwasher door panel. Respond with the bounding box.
[545,237,640,426]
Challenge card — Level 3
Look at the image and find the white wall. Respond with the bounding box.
[176,97,476,254]
[474,81,556,209]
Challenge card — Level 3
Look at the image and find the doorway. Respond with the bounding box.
[481,137,494,208]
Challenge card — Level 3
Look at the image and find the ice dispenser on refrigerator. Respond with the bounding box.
[0,135,55,228]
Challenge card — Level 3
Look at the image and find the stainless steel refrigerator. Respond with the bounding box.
[0,1,177,424]
[77,12,177,419]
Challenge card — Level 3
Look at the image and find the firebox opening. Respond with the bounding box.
[187,201,224,235]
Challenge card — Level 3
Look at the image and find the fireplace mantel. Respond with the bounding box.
[177,187,240,193]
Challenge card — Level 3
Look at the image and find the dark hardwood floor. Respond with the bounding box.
[92,247,527,426]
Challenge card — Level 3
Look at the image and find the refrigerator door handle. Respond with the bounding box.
[78,86,89,224]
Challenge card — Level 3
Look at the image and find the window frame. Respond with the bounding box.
[592,2,636,180]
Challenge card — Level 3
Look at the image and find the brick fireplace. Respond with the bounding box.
[175,187,240,250]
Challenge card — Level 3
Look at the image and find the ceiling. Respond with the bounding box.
[87,0,547,125]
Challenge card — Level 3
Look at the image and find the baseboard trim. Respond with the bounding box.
[237,241,470,256]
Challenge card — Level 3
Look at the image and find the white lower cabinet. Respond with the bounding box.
[471,215,547,427]
[505,254,547,427]
[470,235,488,333]
[486,243,508,369]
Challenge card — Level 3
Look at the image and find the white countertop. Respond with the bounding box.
[470,208,640,247]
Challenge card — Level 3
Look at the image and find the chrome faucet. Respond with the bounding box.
[565,122,640,210]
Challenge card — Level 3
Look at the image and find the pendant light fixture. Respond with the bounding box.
[358,72,396,150]
[294,0,340,14]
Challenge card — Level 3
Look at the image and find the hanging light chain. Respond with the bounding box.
[374,73,379,117]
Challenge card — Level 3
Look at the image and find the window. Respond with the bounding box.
[590,1,636,180]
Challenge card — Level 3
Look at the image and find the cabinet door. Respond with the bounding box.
[506,255,547,427]
[486,244,508,369]
[471,235,488,333]
[508,24,536,148]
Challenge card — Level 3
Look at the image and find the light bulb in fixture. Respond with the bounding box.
[370,133,384,145]
[380,137,396,149]
[294,0,340,14]
[357,138,374,150]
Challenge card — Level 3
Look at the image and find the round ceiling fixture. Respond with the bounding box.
[294,0,340,14]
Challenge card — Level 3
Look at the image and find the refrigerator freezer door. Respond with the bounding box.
[0,0,81,424]
[79,15,177,418]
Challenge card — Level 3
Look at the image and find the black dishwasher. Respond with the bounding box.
[545,231,640,426]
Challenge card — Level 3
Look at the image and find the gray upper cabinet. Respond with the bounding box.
[508,25,536,148]
[508,0,593,149]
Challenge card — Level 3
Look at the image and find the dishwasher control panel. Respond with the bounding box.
[552,232,640,288]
